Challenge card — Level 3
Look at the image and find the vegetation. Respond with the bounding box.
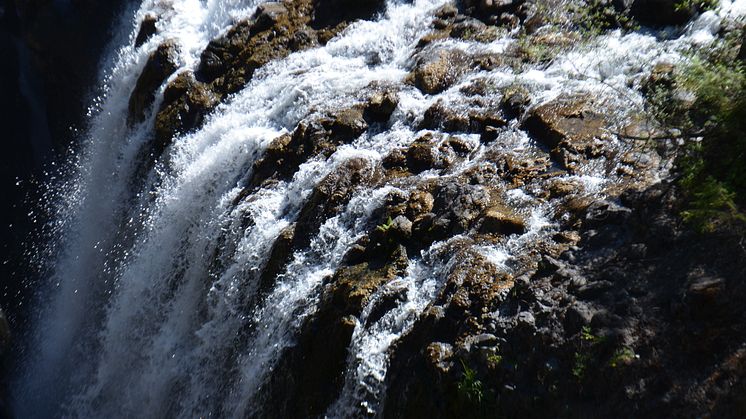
[647,37,746,232]
[570,0,637,36]
[674,0,719,12]
[457,360,484,405]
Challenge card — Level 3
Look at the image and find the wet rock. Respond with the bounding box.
[365,89,399,122]
[259,223,296,291]
[155,71,217,150]
[253,2,288,32]
[461,0,527,19]
[327,245,409,316]
[521,95,610,167]
[501,85,531,119]
[478,206,526,236]
[584,200,633,227]
[328,107,368,142]
[407,191,435,220]
[406,135,442,173]
[134,15,158,48]
[413,49,470,95]
[382,148,408,169]
[128,40,179,124]
[294,157,380,247]
[420,100,470,132]
[433,181,494,232]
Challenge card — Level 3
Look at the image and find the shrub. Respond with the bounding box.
[647,37,746,232]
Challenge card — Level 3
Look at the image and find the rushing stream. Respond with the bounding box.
[11,0,746,417]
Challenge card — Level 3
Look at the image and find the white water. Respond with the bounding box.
[13,0,745,417]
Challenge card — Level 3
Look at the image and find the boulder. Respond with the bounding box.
[253,2,289,32]
[419,100,470,132]
[521,96,609,167]
[478,206,526,235]
[128,40,179,124]
[413,49,470,95]
[406,135,443,174]
[328,107,368,142]
[365,90,399,122]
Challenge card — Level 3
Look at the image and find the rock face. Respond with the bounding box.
[128,41,180,124]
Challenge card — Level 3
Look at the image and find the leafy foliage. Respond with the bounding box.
[647,37,746,232]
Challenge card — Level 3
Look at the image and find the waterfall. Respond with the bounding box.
[11,0,744,417]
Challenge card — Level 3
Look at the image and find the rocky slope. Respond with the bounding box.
[8,0,746,417]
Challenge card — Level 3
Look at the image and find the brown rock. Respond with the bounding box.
[413,49,470,95]
[128,40,179,124]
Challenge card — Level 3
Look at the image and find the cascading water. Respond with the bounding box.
[11,0,746,417]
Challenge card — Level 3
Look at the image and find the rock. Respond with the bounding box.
[326,245,409,316]
[584,200,632,227]
[406,135,441,174]
[479,206,526,235]
[155,71,217,150]
[413,49,470,95]
[501,85,530,119]
[128,40,179,124]
[426,342,454,373]
[253,2,288,32]
[328,107,368,142]
[419,100,470,132]
[407,191,435,220]
[433,181,494,232]
[134,15,158,48]
[686,275,726,311]
[294,158,380,247]
[575,280,614,299]
[382,148,408,169]
[365,90,399,122]
[521,96,610,167]
[565,302,595,335]
[260,223,297,291]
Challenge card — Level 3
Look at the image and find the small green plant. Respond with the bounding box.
[580,326,606,344]
[487,353,503,366]
[608,347,636,368]
[457,360,484,405]
[573,326,608,380]
[573,351,591,379]
[375,216,394,233]
[675,0,718,12]
[571,0,637,36]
